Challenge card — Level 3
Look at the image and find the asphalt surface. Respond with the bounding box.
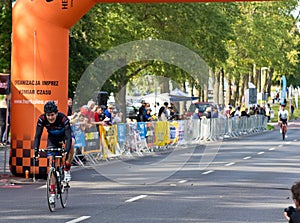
[0,120,300,223]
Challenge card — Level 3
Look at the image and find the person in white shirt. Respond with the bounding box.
[278,104,289,133]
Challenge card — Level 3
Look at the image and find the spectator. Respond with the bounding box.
[291,104,295,115]
[192,108,200,119]
[229,105,235,117]
[265,103,271,122]
[249,106,255,116]
[67,98,73,116]
[86,100,96,122]
[158,106,167,121]
[169,107,177,120]
[241,108,250,117]
[234,106,241,117]
[0,98,7,146]
[145,107,153,122]
[104,104,114,125]
[212,106,219,118]
[257,105,265,115]
[94,105,107,123]
[203,107,212,119]
[112,109,122,124]
[3,94,10,145]
[137,100,147,122]
[93,105,108,134]
[163,102,170,119]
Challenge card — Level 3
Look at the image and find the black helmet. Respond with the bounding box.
[44,101,58,113]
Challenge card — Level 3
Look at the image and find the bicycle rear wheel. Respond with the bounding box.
[59,170,69,208]
[46,168,58,212]
[282,126,286,140]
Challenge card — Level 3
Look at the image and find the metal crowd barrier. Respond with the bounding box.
[72,115,268,166]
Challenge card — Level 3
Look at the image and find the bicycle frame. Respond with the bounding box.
[41,147,69,212]
[279,121,287,140]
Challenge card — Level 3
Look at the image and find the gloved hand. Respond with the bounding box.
[34,148,39,158]
[64,152,69,160]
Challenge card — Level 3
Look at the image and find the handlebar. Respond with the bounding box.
[38,147,66,153]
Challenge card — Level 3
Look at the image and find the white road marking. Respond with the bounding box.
[225,162,235,167]
[257,152,265,155]
[125,195,148,203]
[170,183,177,187]
[39,185,46,189]
[269,148,275,151]
[294,139,298,142]
[286,142,291,144]
[243,156,251,160]
[202,170,214,175]
[178,180,187,184]
[278,145,283,148]
[65,216,91,223]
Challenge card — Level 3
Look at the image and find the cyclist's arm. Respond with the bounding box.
[33,119,44,155]
[63,118,72,153]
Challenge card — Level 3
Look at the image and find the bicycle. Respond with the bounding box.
[39,146,70,212]
[279,121,287,141]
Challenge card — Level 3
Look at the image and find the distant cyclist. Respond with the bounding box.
[34,101,75,182]
[278,104,289,133]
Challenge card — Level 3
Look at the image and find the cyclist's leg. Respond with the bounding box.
[283,119,288,134]
[64,138,75,182]
[47,140,57,193]
[65,137,75,168]
[279,121,282,133]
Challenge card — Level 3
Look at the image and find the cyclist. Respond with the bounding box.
[278,103,289,134]
[284,180,300,222]
[33,101,74,202]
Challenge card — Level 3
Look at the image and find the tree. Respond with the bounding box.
[0,1,12,73]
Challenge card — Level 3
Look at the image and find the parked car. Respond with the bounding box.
[126,105,138,120]
[184,102,219,119]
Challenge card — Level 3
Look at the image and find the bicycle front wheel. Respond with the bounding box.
[282,126,287,141]
[46,168,58,212]
[59,170,69,208]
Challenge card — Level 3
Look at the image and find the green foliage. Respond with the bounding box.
[0,1,298,99]
[68,2,300,99]
[0,2,11,73]
[266,124,274,130]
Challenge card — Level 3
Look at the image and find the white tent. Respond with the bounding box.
[169,88,197,102]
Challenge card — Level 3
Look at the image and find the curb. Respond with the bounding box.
[0,174,36,186]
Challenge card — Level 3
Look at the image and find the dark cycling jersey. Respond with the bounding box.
[289,210,300,223]
[34,112,72,153]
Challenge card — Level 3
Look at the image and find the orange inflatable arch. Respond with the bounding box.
[11,0,268,176]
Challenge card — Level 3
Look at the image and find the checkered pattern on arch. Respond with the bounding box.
[10,134,48,178]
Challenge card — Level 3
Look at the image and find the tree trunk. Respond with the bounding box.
[225,72,231,105]
[213,70,220,104]
[159,77,169,93]
[203,80,208,102]
[253,64,258,88]
[266,67,274,97]
[219,68,225,106]
[233,74,240,106]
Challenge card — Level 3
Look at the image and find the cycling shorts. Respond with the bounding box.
[280,118,287,125]
[47,151,62,157]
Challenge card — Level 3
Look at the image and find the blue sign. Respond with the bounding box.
[117,123,127,143]
[281,75,287,103]
[137,122,147,140]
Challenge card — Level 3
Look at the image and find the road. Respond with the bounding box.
[0,122,300,223]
